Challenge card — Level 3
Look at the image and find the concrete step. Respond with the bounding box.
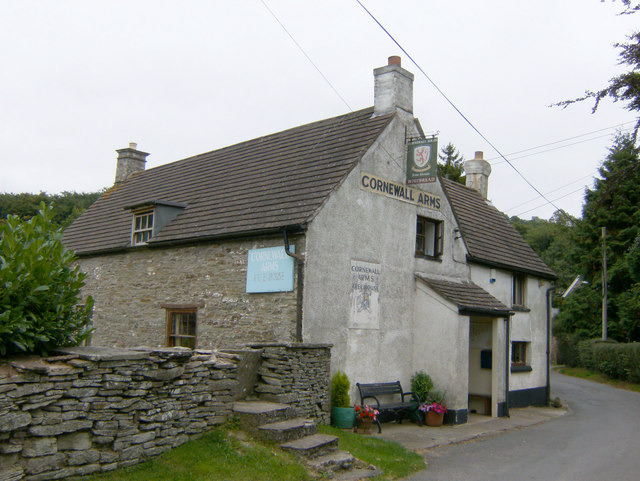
[256,417,318,443]
[307,449,355,472]
[280,433,339,459]
[232,401,298,432]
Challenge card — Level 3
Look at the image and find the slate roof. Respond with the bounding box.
[415,274,512,317]
[63,107,395,255]
[440,177,556,279]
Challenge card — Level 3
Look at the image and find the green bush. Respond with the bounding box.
[330,371,351,408]
[0,204,93,356]
[625,343,640,383]
[555,333,581,366]
[410,370,433,403]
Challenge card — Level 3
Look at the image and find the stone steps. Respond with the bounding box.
[232,400,375,477]
[257,417,318,443]
[280,433,339,458]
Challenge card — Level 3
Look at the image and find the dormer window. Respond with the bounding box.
[125,199,187,247]
[132,210,154,245]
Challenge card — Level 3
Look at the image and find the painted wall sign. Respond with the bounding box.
[349,260,381,329]
[407,138,438,184]
[246,246,295,293]
[360,172,441,210]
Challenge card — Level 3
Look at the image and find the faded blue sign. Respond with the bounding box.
[246,246,295,293]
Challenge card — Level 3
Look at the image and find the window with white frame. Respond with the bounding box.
[416,216,443,258]
[132,210,154,245]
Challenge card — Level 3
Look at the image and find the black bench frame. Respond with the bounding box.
[356,381,421,433]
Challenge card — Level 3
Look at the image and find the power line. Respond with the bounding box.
[513,186,586,218]
[505,173,595,212]
[491,126,635,165]
[259,0,354,112]
[355,0,571,220]
[486,121,636,162]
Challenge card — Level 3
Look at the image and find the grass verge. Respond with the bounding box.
[319,425,426,480]
[555,366,640,393]
[71,428,310,481]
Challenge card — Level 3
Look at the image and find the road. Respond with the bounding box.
[406,371,640,481]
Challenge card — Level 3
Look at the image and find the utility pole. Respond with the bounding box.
[602,226,608,341]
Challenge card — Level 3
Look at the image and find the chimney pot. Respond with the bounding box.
[474,151,483,160]
[388,55,401,67]
[129,142,137,149]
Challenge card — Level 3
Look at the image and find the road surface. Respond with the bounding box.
[406,371,640,481]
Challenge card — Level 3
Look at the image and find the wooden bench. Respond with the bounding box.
[356,381,421,433]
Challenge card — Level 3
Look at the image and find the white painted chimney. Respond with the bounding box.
[373,56,414,116]
[115,142,149,185]
[464,151,491,199]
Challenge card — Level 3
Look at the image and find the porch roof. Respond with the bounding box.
[415,273,512,317]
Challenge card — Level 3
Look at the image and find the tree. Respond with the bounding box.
[0,191,101,228]
[0,204,93,356]
[555,1,640,140]
[556,133,640,341]
[510,211,577,292]
[438,142,465,184]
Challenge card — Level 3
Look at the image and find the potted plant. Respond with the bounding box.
[410,370,434,403]
[331,371,355,429]
[355,405,379,434]
[420,390,447,427]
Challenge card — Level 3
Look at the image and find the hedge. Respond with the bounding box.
[558,336,640,384]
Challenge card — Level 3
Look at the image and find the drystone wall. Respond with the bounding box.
[251,343,331,424]
[0,346,241,481]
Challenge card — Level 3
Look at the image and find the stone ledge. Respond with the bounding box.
[53,347,149,362]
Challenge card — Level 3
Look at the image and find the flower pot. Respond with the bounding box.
[425,411,444,427]
[331,406,355,429]
[357,417,373,434]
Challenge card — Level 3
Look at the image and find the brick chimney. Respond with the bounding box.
[464,151,491,199]
[115,142,149,185]
[373,56,414,116]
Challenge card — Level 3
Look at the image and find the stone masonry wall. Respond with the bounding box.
[77,235,302,350]
[250,343,331,424]
[0,346,242,481]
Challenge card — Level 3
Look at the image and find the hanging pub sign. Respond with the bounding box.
[406,138,438,184]
[246,246,295,293]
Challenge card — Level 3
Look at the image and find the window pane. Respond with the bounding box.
[148,213,153,228]
[135,217,141,230]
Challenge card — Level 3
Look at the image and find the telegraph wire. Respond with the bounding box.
[491,125,635,165]
[505,173,595,212]
[355,0,570,220]
[486,120,636,162]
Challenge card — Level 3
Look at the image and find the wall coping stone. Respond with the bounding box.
[54,347,149,361]
[246,342,333,350]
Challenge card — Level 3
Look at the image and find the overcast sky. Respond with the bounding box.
[1,0,637,220]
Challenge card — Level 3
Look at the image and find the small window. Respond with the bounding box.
[512,273,526,307]
[511,341,531,372]
[166,309,197,349]
[416,216,443,258]
[132,210,154,245]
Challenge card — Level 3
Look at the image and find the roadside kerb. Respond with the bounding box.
[373,405,569,454]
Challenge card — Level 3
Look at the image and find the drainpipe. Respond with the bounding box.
[504,316,510,418]
[546,286,556,405]
[283,230,304,342]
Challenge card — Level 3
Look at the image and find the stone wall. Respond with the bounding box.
[77,235,303,350]
[0,346,241,481]
[0,343,332,481]
[250,343,331,424]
